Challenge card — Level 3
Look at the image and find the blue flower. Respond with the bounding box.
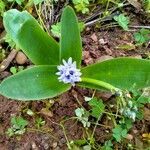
[56,57,82,86]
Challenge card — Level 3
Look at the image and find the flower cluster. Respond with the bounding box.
[56,57,82,86]
[120,100,138,121]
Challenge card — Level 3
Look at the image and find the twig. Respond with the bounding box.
[85,3,130,27]
[27,127,57,140]
[129,25,150,29]
[85,12,119,26]
[0,49,17,72]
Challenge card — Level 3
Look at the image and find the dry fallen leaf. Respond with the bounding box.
[115,43,136,51]
[142,133,150,142]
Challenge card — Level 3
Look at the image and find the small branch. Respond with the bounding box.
[0,49,17,72]
[129,25,150,29]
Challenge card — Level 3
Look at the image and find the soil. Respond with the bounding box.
[0,4,150,150]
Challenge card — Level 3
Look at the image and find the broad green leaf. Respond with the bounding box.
[79,58,150,91]
[88,98,105,119]
[60,6,82,67]
[3,9,59,65]
[0,66,70,100]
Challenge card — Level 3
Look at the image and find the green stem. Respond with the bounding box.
[81,77,119,93]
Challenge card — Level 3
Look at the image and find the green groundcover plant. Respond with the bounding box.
[0,6,150,101]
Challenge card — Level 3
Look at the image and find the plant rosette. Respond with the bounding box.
[0,6,150,101]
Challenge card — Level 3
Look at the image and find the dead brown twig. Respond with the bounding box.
[0,49,17,72]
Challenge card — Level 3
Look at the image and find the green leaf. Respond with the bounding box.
[11,116,28,129]
[101,140,113,150]
[3,33,17,49]
[0,0,5,16]
[80,58,150,91]
[51,21,85,38]
[134,28,150,45]
[60,6,82,67]
[75,108,85,117]
[51,22,61,38]
[0,66,70,100]
[88,98,105,118]
[114,14,129,31]
[3,9,59,65]
[143,0,150,12]
[112,125,127,142]
[33,0,44,5]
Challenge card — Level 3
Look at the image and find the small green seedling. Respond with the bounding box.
[101,140,113,150]
[72,0,90,14]
[0,6,150,102]
[10,67,17,75]
[112,118,132,142]
[51,22,61,38]
[51,21,85,38]
[114,14,129,31]
[88,98,105,119]
[134,28,150,45]
[10,66,24,75]
[75,108,90,128]
[35,117,45,129]
[6,116,28,137]
[3,33,17,49]
[112,125,127,142]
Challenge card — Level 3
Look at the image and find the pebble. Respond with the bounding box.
[90,33,98,42]
[132,129,138,134]
[126,134,133,140]
[99,38,107,45]
[31,142,39,150]
[86,27,90,31]
[52,142,58,148]
[15,51,27,65]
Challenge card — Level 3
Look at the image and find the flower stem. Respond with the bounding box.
[81,77,119,93]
